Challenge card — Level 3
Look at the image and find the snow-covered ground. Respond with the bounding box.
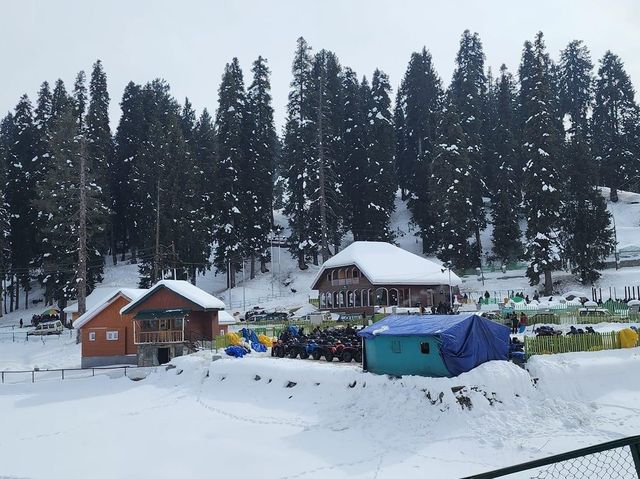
[2,348,640,478]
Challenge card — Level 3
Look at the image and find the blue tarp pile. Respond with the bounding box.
[225,345,250,358]
[239,328,267,353]
[358,314,510,376]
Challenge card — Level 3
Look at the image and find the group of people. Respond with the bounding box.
[507,312,528,334]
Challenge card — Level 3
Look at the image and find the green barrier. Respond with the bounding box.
[523,330,640,360]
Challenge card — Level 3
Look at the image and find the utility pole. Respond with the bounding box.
[153,179,161,283]
[317,56,330,263]
[77,137,88,316]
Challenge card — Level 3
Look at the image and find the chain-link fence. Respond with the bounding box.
[464,436,640,479]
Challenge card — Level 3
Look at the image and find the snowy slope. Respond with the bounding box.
[2,348,640,478]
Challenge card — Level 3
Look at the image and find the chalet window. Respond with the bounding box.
[89,331,96,341]
[420,342,430,354]
[106,331,119,341]
[391,340,402,353]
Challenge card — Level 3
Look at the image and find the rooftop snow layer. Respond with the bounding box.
[121,280,225,314]
[73,288,147,329]
[218,310,236,325]
[63,287,122,314]
[311,241,462,288]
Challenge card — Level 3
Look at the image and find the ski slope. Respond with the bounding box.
[2,348,640,478]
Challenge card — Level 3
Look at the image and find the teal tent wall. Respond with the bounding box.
[364,335,450,377]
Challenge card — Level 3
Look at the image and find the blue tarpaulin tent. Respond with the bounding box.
[358,314,510,377]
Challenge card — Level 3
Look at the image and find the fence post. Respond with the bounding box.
[1,371,3,383]
[32,370,34,383]
[124,367,127,377]
[61,369,64,380]
[92,368,95,377]
[629,441,640,476]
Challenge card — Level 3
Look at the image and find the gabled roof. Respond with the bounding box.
[121,280,225,315]
[73,288,147,330]
[310,241,462,289]
[64,287,122,314]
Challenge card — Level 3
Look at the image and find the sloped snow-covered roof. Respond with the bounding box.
[64,287,122,314]
[121,280,225,314]
[74,288,147,330]
[218,310,236,325]
[311,241,462,289]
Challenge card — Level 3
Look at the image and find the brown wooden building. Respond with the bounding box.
[310,241,463,315]
[75,281,233,368]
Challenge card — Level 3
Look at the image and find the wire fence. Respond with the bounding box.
[0,328,74,343]
[464,435,640,478]
[0,365,157,385]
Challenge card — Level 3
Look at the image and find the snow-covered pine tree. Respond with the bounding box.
[180,97,196,146]
[399,48,443,253]
[0,114,14,313]
[592,51,639,202]
[282,37,315,270]
[6,95,39,309]
[73,71,87,128]
[193,107,217,245]
[113,81,145,260]
[341,68,368,240]
[363,69,396,241]
[213,58,247,287]
[245,56,277,277]
[307,49,344,263]
[51,79,71,121]
[449,30,488,264]
[559,40,593,136]
[393,86,410,200]
[560,133,614,283]
[519,33,563,295]
[86,60,112,266]
[33,82,53,179]
[488,65,523,264]
[430,105,476,269]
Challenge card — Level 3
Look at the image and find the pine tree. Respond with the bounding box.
[489,65,523,263]
[51,79,71,121]
[342,68,368,240]
[520,33,563,294]
[430,106,476,269]
[86,60,112,267]
[0,114,14,312]
[6,95,39,308]
[448,30,488,264]
[282,37,315,270]
[398,48,443,252]
[245,56,277,277]
[362,69,396,241]
[560,134,614,283]
[559,40,593,135]
[113,81,146,259]
[592,51,639,201]
[213,59,247,286]
[73,71,87,128]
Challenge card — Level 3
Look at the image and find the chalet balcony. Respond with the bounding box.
[331,277,360,286]
[133,309,188,345]
[134,330,184,344]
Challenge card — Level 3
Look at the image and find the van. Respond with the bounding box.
[27,320,64,336]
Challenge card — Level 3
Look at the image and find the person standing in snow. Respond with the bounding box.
[519,312,528,331]
[510,314,519,334]
[19,318,23,328]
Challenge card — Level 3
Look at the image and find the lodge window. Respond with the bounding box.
[391,340,402,353]
[89,331,96,341]
[106,331,119,341]
[420,342,430,354]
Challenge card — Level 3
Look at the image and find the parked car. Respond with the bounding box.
[244,307,267,322]
[27,319,64,336]
[578,308,611,317]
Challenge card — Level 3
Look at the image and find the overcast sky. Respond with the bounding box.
[1,0,638,131]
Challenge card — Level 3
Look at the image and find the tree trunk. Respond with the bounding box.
[475,227,482,266]
[297,251,307,271]
[77,138,88,316]
[15,279,19,311]
[121,229,127,262]
[312,251,319,266]
[9,278,14,313]
[25,286,28,310]
[317,63,331,263]
[544,270,553,296]
[260,256,268,274]
[250,254,256,280]
[111,219,117,266]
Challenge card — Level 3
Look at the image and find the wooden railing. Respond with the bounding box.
[134,330,184,344]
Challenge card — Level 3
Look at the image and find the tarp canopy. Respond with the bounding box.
[358,314,510,376]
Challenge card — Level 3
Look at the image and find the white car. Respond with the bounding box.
[27,320,64,336]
